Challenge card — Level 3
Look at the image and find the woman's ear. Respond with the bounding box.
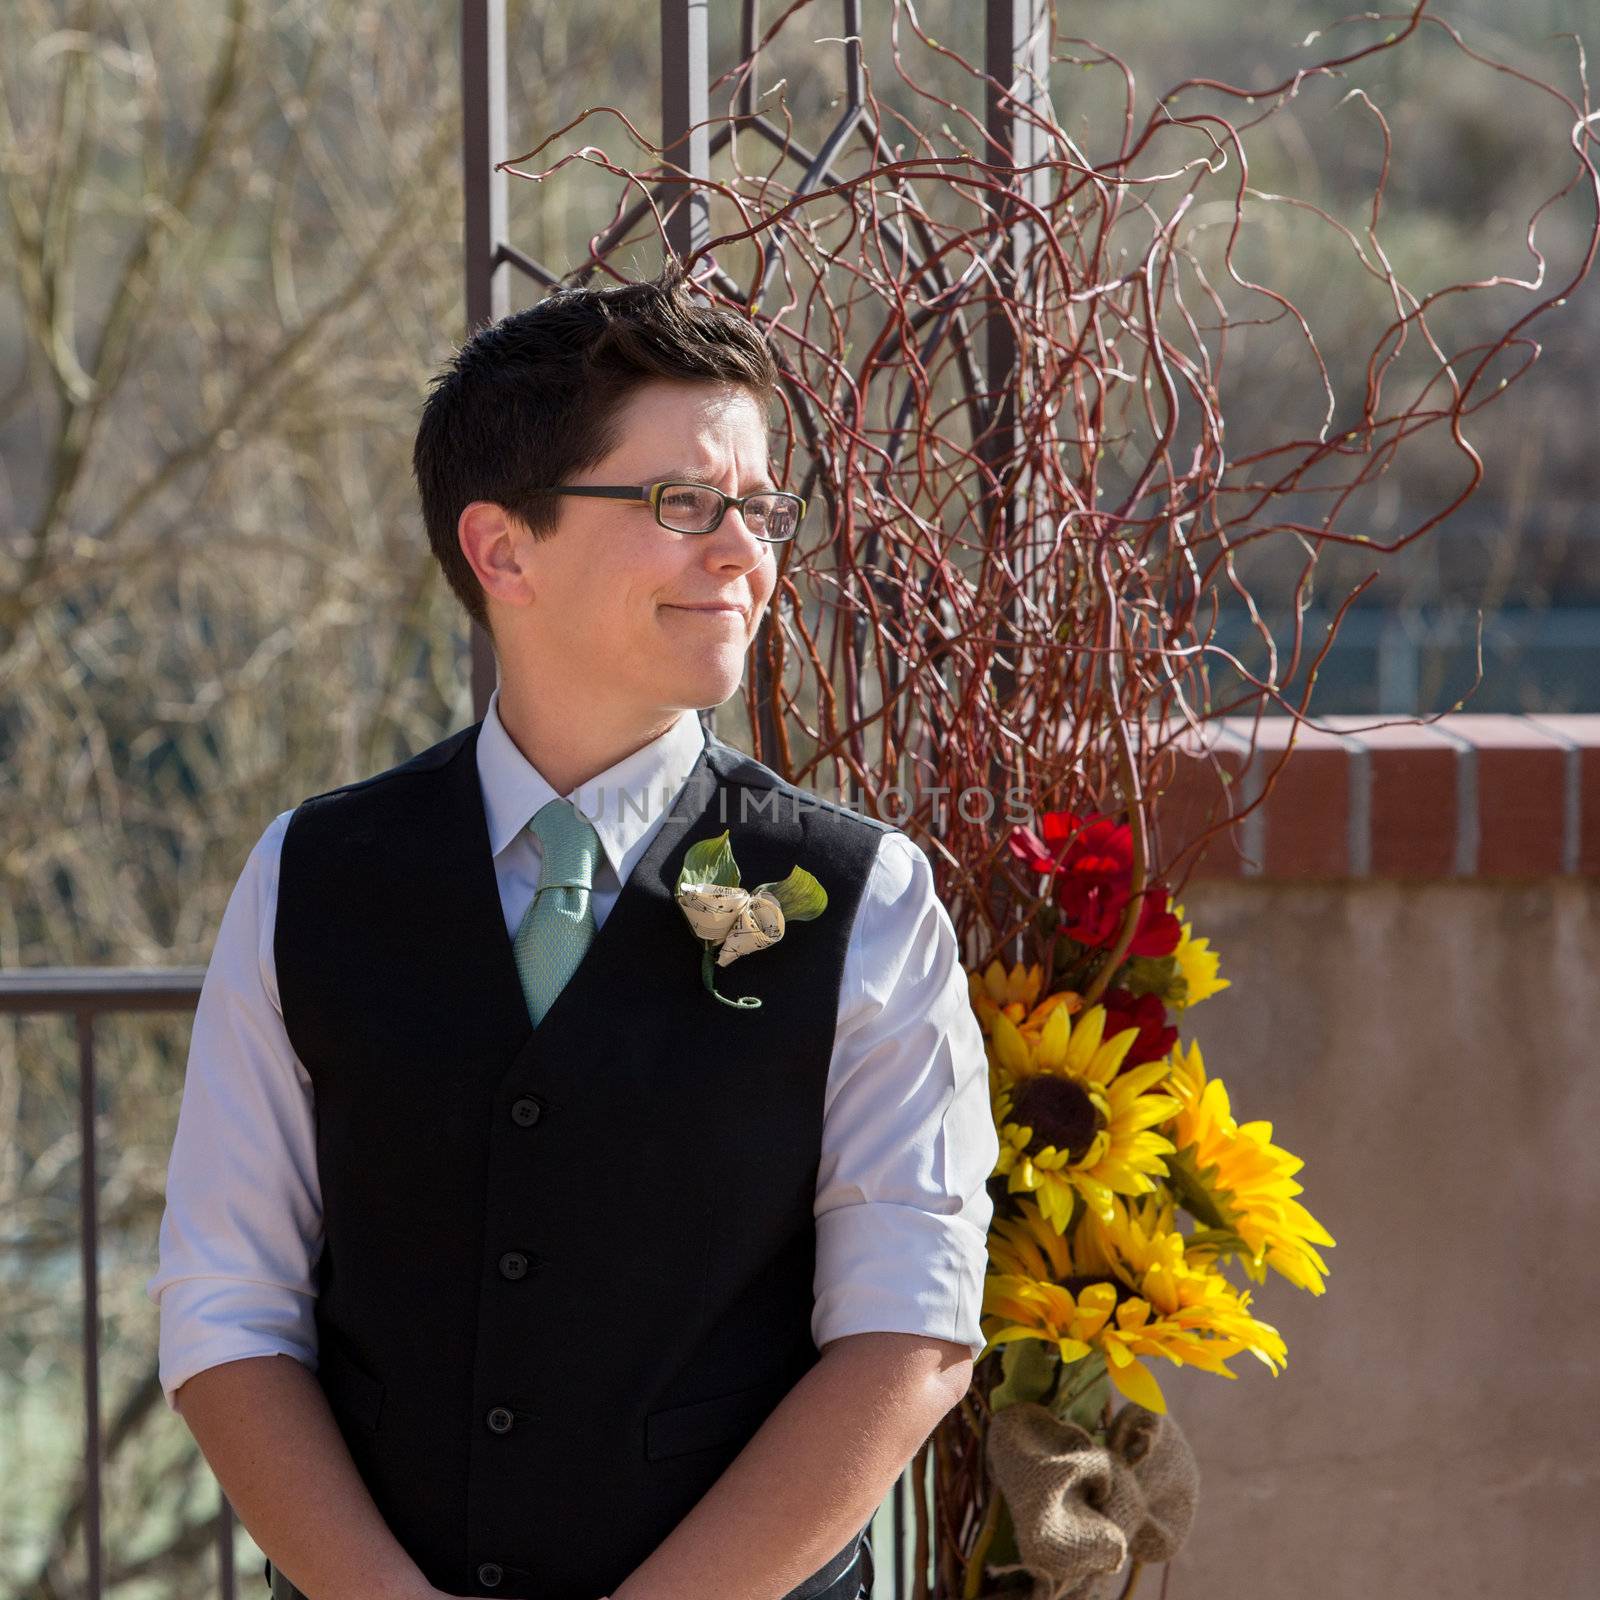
[461,501,537,616]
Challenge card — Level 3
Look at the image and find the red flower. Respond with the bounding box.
[1007,809,1182,958]
[1008,810,1129,879]
[1100,987,1178,1069]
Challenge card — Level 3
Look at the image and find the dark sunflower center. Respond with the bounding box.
[1011,1075,1100,1162]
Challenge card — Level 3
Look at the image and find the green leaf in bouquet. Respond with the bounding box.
[988,1333,1058,1412]
[754,865,828,921]
[1164,1145,1232,1231]
[1050,1350,1111,1435]
[1052,937,1090,974]
[1118,952,1182,1000]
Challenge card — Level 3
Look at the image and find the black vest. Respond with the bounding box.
[272,716,893,1599]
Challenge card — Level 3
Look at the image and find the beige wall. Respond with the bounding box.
[1159,878,1600,1598]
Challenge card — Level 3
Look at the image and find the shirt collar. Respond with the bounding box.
[477,682,709,886]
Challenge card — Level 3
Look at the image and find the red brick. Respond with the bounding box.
[1439,714,1570,877]
[1237,718,1354,879]
[1149,723,1254,883]
[1518,713,1600,876]
[1290,716,1460,878]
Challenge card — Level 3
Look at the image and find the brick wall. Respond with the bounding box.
[1155,713,1600,881]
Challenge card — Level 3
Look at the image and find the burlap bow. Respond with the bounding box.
[982,1400,1199,1600]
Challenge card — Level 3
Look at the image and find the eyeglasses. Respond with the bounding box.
[547,480,806,542]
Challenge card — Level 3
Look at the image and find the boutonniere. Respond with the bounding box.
[674,829,828,1010]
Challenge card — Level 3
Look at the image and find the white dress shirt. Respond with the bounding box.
[145,685,998,1411]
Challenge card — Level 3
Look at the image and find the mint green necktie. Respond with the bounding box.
[513,796,603,1027]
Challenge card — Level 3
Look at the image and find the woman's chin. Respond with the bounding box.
[664,653,745,705]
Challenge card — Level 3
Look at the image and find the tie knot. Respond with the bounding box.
[527,797,603,890]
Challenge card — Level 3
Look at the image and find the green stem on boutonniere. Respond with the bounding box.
[702,943,762,1009]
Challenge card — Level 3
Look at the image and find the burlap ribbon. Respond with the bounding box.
[981,1400,1200,1600]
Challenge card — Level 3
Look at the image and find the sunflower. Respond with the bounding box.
[980,1194,1285,1413]
[988,999,1182,1231]
[980,1198,1120,1380]
[967,957,1052,1035]
[1080,1190,1289,1406]
[968,959,1080,1104]
[1161,1038,1336,1293]
[1169,901,1231,1009]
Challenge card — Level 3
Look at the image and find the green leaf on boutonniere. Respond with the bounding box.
[754,865,827,922]
[679,829,741,889]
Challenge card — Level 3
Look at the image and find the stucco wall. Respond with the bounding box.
[1158,877,1600,1598]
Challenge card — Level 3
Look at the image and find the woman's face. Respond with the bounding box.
[480,376,781,722]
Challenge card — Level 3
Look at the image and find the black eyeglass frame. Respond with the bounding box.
[547,481,807,541]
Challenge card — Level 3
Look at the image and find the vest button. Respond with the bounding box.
[511,1096,542,1126]
[485,1405,515,1434]
[477,1562,503,1587]
[498,1251,529,1280]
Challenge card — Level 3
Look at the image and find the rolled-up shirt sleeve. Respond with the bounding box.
[811,828,999,1362]
[144,809,324,1412]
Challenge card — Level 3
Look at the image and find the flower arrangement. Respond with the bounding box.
[499,8,1592,1587]
[962,807,1335,1596]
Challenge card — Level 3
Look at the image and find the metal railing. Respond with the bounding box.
[0,970,227,1598]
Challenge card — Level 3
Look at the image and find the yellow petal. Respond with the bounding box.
[1105,1351,1168,1413]
[992,1012,1031,1077]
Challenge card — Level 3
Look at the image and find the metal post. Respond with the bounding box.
[78,1011,105,1600]
[982,0,1052,962]
[660,0,712,263]
[462,0,509,719]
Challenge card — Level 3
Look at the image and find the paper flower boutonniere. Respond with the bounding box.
[674,828,828,1010]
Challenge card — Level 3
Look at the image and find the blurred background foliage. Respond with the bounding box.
[0,0,1596,1592]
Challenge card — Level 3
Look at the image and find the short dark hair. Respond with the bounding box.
[412,255,780,640]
